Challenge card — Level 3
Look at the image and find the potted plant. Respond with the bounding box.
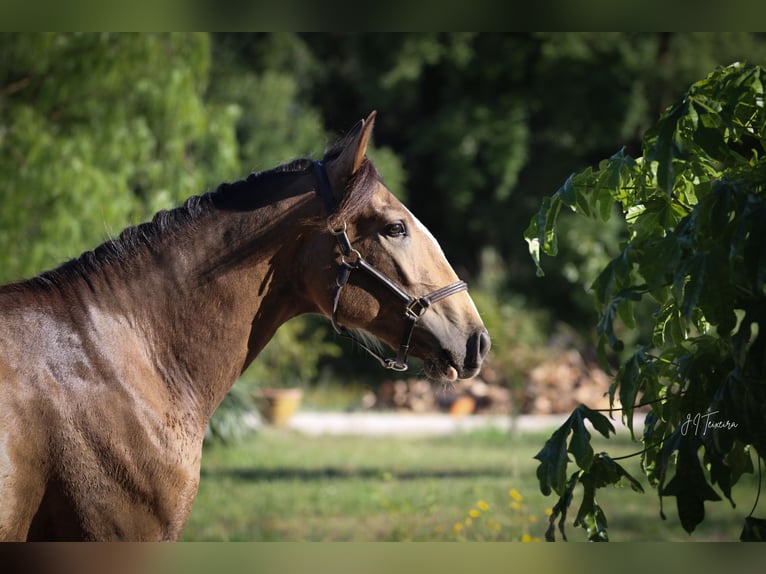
[242,316,340,427]
[251,386,305,427]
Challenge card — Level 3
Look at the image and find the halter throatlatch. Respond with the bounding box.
[314,160,468,372]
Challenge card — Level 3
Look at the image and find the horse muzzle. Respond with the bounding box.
[421,326,491,382]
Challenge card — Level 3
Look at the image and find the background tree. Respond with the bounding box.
[526,62,766,541]
[0,33,240,282]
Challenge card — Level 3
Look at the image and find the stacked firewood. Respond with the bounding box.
[362,348,613,415]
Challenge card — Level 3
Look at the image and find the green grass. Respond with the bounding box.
[182,425,762,541]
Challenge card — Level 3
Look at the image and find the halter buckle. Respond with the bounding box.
[404,298,429,320]
[341,248,363,268]
[385,359,409,372]
[328,219,347,236]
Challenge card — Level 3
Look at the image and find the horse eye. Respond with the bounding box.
[385,222,407,238]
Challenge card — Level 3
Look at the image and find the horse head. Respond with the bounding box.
[305,112,490,382]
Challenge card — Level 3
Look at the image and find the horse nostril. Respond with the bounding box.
[478,329,491,362]
[465,329,491,369]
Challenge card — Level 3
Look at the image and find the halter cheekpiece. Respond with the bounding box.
[313,160,468,372]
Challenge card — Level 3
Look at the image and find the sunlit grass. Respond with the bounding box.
[182,425,762,541]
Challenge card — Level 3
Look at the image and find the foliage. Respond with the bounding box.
[0,33,240,283]
[469,247,551,404]
[204,384,257,445]
[526,62,766,540]
[239,316,342,390]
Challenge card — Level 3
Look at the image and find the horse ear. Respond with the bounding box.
[326,111,376,198]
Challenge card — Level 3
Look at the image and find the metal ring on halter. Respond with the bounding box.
[405,298,429,320]
[328,220,347,235]
[340,248,363,268]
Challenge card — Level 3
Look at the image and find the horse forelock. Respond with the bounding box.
[334,158,381,222]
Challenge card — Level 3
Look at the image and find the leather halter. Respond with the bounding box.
[313,160,468,372]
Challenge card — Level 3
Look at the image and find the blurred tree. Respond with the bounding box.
[295,32,766,331]
[0,33,240,283]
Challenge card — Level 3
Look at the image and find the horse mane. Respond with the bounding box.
[17,159,314,293]
[10,141,381,294]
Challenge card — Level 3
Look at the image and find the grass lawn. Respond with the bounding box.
[182,423,762,542]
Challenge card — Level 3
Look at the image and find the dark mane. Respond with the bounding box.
[16,158,315,293]
[6,136,381,295]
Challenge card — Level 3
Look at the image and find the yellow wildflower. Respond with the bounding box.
[509,501,522,511]
[545,508,554,517]
[469,509,480,518]
[453,523,463,534]
[477,500,489,511]
[521,534,533,542]
[509,488,523,502]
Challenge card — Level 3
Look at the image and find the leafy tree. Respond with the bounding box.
[298,33,766,332]
[0,33,240,284]
[526,62,766,541]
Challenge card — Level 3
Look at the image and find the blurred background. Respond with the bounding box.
[3,33,766,433]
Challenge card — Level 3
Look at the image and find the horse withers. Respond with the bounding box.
[0,112,490,540]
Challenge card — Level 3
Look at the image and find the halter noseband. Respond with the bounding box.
[313,160,468,372]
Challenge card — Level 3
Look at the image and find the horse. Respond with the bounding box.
[0,112,490,541]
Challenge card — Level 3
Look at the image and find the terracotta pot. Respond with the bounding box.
[252,388,304,427]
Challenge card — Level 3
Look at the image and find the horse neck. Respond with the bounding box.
[56,184,320,420]
[153,197,321,416]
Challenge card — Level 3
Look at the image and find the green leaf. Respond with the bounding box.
[543,449,644,542]
[568,413,594,471]
[524,192,564,276]
[574,476,609,542]
[544,471,580,542]
[589,453,645,493]
[524,226,544,277]
[614,349,655,437]
[660,434,722,534]
[557,172,578,209]
[740,516,766,541]
[705,446,736,508]
[535,405,615,498]
[636,236,682,292]
[603,147,636,189]
[532,62,766,540]
[566,405,619,474]
[534,424,572,497]
[575,403,616,439]
[538,196,562,256]
[675,253,705,323]
[694,126,733,161]
[646,100,686,194]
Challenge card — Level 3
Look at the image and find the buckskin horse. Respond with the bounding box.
[0,112,490,541]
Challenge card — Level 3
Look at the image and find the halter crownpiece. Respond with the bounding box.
[313,160,468,372]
